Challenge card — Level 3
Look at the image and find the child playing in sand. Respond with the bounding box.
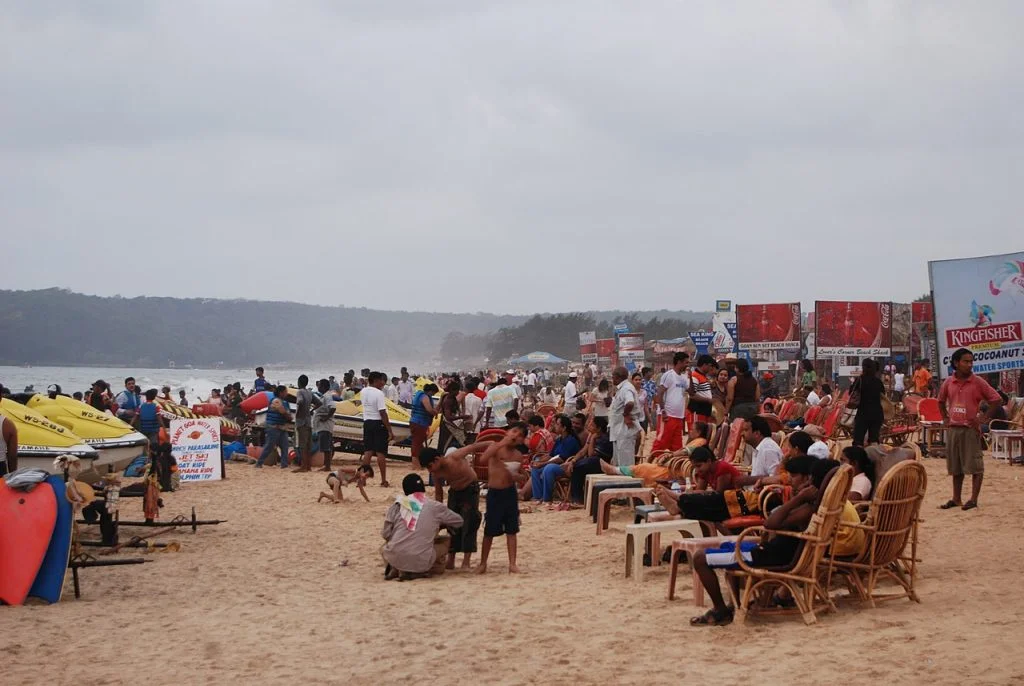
[318,465,373,503]
[475,422,528,574]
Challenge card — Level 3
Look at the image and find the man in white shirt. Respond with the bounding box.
[563,372,579,412]
[397,368,415,408]
[525,370,538,399]
[462,378,484,439]
[744,415,783,478]
[652,352,689,453]
[608,367,639,468]
[360,371,394,487]
[385,377,400,403]
[894,369,906,398]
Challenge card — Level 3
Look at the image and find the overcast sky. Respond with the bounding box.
[1,1,1019,315]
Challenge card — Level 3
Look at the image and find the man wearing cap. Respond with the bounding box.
[89,380,111,412]
[564,372,579,412]
[46,384,62,400]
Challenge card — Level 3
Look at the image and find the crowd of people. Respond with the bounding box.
[0,348,1012,619]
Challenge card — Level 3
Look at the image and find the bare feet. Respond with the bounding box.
[445,559,456,570]
[473,564,487,575]
[380,481,390,488]
[508,564,521,574]
[317,492,335,503]
[460,560,472,570]
[319,466,333,472]
[293,467,311,473]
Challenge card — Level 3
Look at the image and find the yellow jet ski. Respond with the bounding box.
[0,398,99,474]
[23,394,148,473]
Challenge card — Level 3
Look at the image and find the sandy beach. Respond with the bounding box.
[3,453,1023,686]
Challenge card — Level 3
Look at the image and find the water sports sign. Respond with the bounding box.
[579,331,597,363]
[170,418,222,482]
[930,251,1024,378]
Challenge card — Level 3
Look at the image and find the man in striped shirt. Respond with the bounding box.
[687,354,716,428]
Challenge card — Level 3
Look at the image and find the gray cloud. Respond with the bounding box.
[1,1,1019,314]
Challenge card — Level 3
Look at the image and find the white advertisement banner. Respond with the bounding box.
[930,252,1024,378]
[578,331,597,346]
[170,418,223,482]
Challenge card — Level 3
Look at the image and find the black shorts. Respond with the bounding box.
[317,430,333,453]
[484,486,520,537]
[448,482,481,553]
[678,492,730,522]
[363,420,389,454]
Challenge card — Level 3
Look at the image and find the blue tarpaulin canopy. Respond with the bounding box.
[507,351,568,365]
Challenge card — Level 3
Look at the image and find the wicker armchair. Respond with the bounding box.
[826,461,927,606]
[725,465,854,625]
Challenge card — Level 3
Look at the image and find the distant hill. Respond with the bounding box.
[0,289,712,368]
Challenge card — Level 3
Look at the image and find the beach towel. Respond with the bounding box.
[395,492,427,531]
[3,468,50,491]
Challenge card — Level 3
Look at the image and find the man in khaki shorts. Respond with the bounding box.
[937,348,1002,511]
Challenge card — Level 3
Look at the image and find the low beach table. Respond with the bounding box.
[624,518,703,581]
[584,475,638,514]
[588,479,643,521]
[596,487,653,535]
[635,504,667,523]
[667,535,738,607]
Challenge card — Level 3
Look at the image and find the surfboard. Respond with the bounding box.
[0,479,57,605]
[29,476,74,603]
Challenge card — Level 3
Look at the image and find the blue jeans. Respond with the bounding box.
[257,427,290,467]
[530,462,566,502]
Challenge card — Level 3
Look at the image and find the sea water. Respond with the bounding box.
[0,363,423,403]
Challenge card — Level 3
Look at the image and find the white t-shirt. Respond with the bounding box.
[851,473,872,499]
[894,373,905,392]
[808,440,830,459]
[361,386,388,421]
[527,372,537,387]
[564,380,578,407]
[463,393,484,432]
[658,369,689,418]
[751,437,783,478]
[806,391,821,406]
[485,385,518,428]
[590,390,610,417]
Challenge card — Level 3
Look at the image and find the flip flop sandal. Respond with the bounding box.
[962,500,978,511]
[690,607,734,626]
[939,500,960,510]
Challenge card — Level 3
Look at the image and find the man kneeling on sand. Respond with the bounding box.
[420,445,486,570]
[381,474,465,581]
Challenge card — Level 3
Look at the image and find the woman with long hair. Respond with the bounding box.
[841,445,876,501]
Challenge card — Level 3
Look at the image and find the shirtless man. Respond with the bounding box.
[421,443,487,570]
[475,423,528,574]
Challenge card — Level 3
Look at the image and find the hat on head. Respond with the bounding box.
[568,372,578,378]
[505,369,515,375]
[46,384,59,393]
[803,424,825,439]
